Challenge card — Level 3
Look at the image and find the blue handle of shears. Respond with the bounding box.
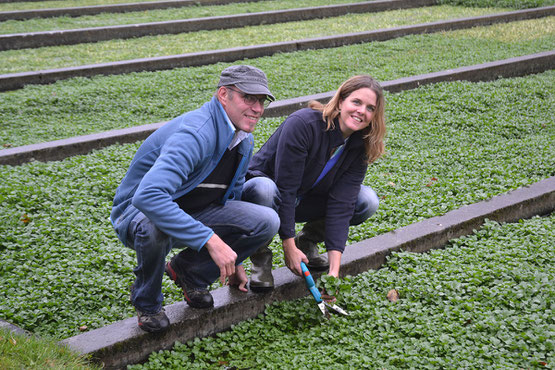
[301,262,322,303]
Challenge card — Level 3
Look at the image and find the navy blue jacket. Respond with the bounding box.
[248,108,368,252]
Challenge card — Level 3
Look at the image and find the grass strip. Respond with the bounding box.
[0,71,553,339]
[439,0,554,8]
[0,6,510,73]
[0,0,372,33]
[0,0,176,12]
[0,327,99,369]
[0,17,553,148]
[0,0,550,13]
[131,214,555,369]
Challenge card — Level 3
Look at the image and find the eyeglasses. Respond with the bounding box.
[226,86,271,108]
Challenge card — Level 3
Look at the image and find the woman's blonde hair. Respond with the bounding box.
[308,75,386,164]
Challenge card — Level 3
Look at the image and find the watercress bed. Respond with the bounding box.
[0,71,552,339]
[0,0,374,15]
[130,214,554,369]
[0,6,507,73]
[0,0,393,34]
[1,17,553,148]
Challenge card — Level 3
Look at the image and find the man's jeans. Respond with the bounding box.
[126,200,279,314]
[242,176,379,226]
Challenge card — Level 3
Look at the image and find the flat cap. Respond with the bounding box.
[218,65,275,101]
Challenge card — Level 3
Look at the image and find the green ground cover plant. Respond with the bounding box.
[1,17,553,148]
[440,0,554,8]
[0,327,99,369]
[0,0,371,33]
[0,6,508,73]
[130,214,555,369]
[0,0,169,12]
[0,71,553,339]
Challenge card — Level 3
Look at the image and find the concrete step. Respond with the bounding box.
[59,176,555,369]
[1,50,553,166]
[1,6,553,91]
[0,0,434,50]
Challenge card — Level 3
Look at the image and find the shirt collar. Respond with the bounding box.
[216,98,249,150]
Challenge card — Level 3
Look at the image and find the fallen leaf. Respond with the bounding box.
[10,337,16,346]
[2,143,12,148]
[79,325,88,332]
[387,181,396,187]
[387,289,400,302]
[20,214,31,224]
[425,177,438,187]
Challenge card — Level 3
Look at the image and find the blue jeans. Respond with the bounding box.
[242,176,379,226]
[126,200,279,314]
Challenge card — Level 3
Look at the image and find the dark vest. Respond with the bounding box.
[175,146,241,213]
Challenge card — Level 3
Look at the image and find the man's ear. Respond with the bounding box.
[217,86,229,108]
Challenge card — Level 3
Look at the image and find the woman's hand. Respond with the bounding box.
[327,250,342,277]
[282,238,308,276]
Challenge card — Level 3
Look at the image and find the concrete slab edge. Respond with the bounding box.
[0,319,32,338]
[59,176,555,369]
[0,0,261,21]
[0,0,435,50]
[1,50,553,167]
[1,6,552,91]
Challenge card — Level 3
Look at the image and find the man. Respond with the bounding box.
[110,65,280,333]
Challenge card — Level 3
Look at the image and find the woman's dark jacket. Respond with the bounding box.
[248,108,368,253]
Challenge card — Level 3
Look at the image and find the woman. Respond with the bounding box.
[243,75,386,292]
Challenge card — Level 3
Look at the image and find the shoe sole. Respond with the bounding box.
[249,284,274,293]
[138,321,169,333]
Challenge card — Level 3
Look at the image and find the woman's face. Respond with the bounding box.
[338,87,377,138]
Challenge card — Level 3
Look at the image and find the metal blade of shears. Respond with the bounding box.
[324,302,349,316]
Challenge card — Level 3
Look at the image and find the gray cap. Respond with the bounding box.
[218,65,275,101]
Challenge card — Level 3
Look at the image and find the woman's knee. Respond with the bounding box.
[351,186,380,225]
[242,177,281,211]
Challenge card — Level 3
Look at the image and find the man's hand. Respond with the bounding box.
[283,238,308,276]
[228,265,248,292]
[204,233,237,285]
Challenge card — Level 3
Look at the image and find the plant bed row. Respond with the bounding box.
[1,51,552,166]
[0,17,552,147]
[0,0,264,21]
[0,0,417,35]
[0,6,518,74]
[0,71,553,339]
[2,7,553,91]
[130,214,555,369]
[0,0,436,50]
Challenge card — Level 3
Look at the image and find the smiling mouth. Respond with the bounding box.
[352,116,363,123]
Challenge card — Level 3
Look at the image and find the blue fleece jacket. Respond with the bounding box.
[111,97,253,251]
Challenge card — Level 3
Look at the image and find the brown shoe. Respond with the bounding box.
[136,308,169,333]
[165,260,214,308]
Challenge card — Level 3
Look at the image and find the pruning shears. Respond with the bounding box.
[300,262,349,318]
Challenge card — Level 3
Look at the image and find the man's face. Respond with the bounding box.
[218,86,266,133]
